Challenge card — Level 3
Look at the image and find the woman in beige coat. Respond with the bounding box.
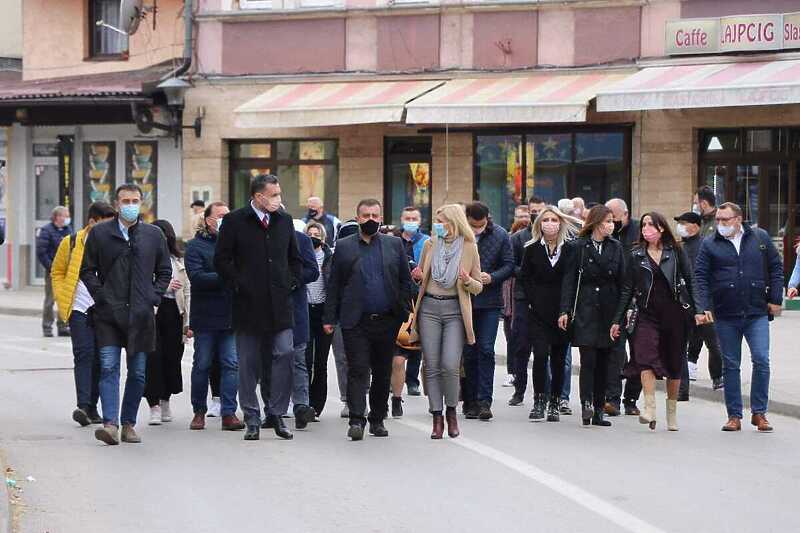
[413,204,483,439]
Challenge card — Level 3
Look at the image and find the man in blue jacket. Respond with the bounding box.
[463,202,514,421]
[36,206,72,337]
[185,202,245,432]
[695,202,784,433]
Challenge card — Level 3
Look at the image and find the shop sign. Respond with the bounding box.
[666,12,800,55]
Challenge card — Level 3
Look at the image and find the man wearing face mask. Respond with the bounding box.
[694,186,718,239]
[604,198,642,417]
[303,196,341,248]
[215,175,302,441]
[695,202,783,433]
[37,205,73,337]
[323,199,414,441]
[80,185,172,445]
[184,202,245,432]
[674,212,724,399]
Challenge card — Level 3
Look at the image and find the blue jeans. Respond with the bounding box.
[715,316,770,419]
[191,330,239,417]
[98,346,147,427]
[562,346,572,401]
[69,311,100,411]
[292,343,310,408]
[463,308,502,404]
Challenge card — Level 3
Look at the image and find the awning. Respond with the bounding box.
[404,72,630,124]
[234,80,445,128]
[596,59,800,112]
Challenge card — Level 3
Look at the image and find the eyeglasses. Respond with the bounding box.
[715,215,739,223]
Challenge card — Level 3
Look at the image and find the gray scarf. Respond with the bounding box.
[431,236,464,289]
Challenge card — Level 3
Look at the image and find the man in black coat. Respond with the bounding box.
[323,199,414,441]
[80,184,172,445]
[37,205,72,337]
[214,174,301,441]
[604,198,642,416]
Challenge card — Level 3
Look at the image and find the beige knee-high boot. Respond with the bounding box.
[639,391,657,430]
[666,399,678,431]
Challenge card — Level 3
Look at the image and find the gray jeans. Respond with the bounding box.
[236,329,294,427]
[332,326,348,402]
[291,342,309,408]
[419,297,465,413]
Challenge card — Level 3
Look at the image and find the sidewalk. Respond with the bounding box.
[3,286,800,418]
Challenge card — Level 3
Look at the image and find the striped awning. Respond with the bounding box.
[596,59,800,112]
[404,72,631,124]
[234,80,445,128]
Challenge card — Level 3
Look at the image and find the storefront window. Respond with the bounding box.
[83,142,115,222]
[475,135,522,228]
[125,141,158,223]
[703,131,739,153]
[229,140,338,220]
[476,129,628,228]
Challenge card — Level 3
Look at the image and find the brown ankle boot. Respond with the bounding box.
[445,407,460,438]
[721,416,742,432]
[751,414,773,433]
[431,414,444,440]
[190,413,206,430]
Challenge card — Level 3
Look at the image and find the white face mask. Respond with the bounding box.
[676,224,689,238]
[718,224,736,238]
[692,203,701,215]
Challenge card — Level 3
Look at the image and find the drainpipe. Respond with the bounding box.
[162,0,193,80]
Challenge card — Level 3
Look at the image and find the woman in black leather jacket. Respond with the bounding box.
[611,212,703,432]
[559,205,626,428]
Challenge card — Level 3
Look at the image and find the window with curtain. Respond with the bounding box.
[90,0,129,57]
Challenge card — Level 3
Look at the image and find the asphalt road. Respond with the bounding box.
[1,313,798,533]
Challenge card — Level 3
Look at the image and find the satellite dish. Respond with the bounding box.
[119,0,144,35]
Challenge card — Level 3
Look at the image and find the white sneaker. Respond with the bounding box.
[502,374,515,387]
[207,397,221,418]
[159,400,172,422]
[149,406,162,425]
[340,402,349,418]
[688,362,698,382]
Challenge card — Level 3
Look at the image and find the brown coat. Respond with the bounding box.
[412,238,483,345]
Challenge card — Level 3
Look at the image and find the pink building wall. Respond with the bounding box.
[682,0,800,18]
[472,11,538,70]
[573,7,641,66]
[376,15,440,72]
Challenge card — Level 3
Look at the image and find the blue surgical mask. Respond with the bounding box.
[402,222,419,234]
[120,204,140,223]
[433,223,446,238]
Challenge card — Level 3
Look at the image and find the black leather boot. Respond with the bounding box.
[592,406,612,427]
[268,415,294,440]
[528,393,546,421]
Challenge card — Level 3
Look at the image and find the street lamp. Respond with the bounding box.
[157,77,202,139]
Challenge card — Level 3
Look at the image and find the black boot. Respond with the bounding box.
[268,415,294,440]
[592,406,612,427]
[528,393,546,421]
[391,397,403,418]
[547,396,560,422]
[581,401,593,426]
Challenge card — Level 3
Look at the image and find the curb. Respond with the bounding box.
[0,308,39,318]
[495,354,800,420]
[1,461,11,533]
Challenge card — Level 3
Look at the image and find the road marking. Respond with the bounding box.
[0,342,73,358]
[397,417,667,533]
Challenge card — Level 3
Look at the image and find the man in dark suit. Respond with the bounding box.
[323,199,414,441]
[215,174,302,441]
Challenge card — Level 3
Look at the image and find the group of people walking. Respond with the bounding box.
[47,175,790,446]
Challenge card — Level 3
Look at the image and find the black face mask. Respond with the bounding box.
[307,209,319,219]
[310,236,323,249]
[359,219,380,237]
[613,220,623,234]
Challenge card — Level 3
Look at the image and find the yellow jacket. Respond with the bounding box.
[51,227,89,323]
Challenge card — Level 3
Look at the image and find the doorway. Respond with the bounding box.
[384,137,432,231]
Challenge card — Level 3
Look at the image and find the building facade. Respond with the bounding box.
[0,0,187,288]
[186,0,800,276]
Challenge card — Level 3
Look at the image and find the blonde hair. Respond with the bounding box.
[305,220,327,242]
[435,204,475,243]
[528,206,577,247]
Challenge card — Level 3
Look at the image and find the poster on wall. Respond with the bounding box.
[83,142,116,220]
[126,141,158,223]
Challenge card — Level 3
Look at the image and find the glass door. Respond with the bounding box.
[32,145,61,285]
[384,137,432,231]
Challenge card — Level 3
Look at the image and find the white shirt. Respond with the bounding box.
[251,201,270,226]
[118,219,130,241]
[541,238,562,267]
[728,228,745,255]
[163,256,178,300]
[72,280,94,314]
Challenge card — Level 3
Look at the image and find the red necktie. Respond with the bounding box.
[260,215,269,230]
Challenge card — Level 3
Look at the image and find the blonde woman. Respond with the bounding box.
[518,207,576,422]
[413,204,483,439]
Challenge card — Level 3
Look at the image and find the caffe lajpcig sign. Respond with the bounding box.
[666,12,800,55]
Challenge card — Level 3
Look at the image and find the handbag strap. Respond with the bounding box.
[571,245,585,319]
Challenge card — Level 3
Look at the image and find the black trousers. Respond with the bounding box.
[510,302,534,397]
[342,314,401,426]
[532,333,567,400]
[687,322,724,379]
[306,303,334,415]
[145,298,184,406]
[578,346,612,407]
[605,335,642,406]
